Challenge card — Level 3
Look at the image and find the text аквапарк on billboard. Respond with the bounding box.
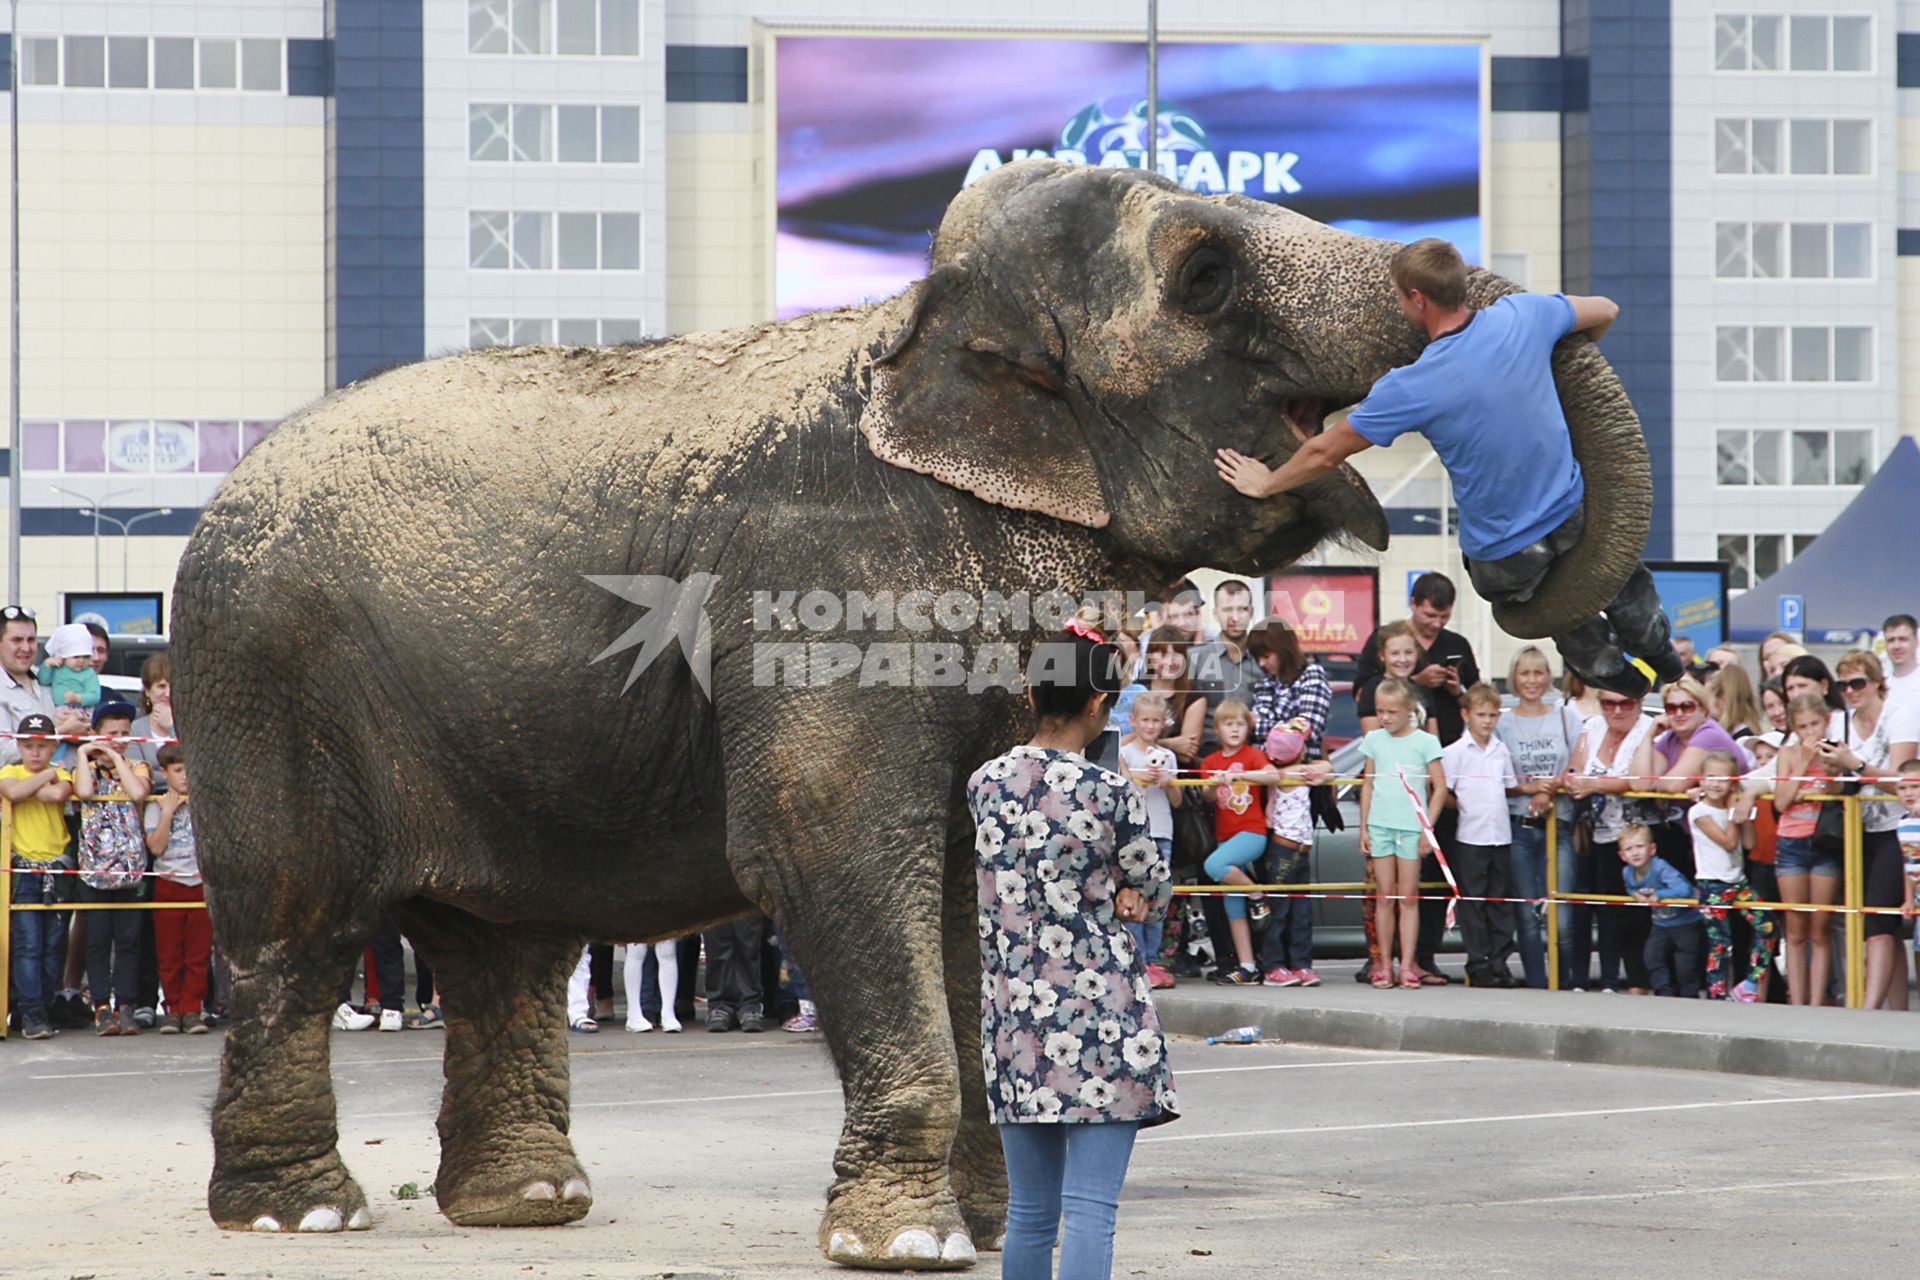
[773,36,1483,317]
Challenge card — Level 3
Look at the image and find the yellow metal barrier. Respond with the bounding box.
[1544,793,1869,1009]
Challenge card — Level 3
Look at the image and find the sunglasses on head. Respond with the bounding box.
[1837,676,1873,693]
[1664,699,1701,714]
[0,605,34,622]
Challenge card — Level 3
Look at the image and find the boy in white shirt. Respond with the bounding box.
[1441,684,1520,987]
[1119,692,1182,990]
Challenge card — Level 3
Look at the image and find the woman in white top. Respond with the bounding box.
[1562,690,1653,992]
[1495,647,1587,990]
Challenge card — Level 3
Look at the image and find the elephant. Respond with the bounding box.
[173,157,1649,1267]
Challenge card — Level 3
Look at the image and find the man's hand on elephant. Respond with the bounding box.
[1214,448,1276,498]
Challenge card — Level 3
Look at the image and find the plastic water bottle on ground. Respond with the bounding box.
[1206,1025,1262,1046]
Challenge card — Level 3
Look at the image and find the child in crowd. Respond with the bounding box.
[1770,695,1843,1006]
[1356,621,1439,736]
[72,701,152,1036]
[2,713,74,1039]
[1690,751,1777,1002]
[623,939,683,1033]
[1359,678,1446,990]
[1201,699,1273,985]
[1898,762,1920,945]
[1259,717,1329,987]
[37,622,101,714]
[143,742,210,1033]
[1120,691,1183,990]
[1620,822,1703,998]
[1441,684,1519,987]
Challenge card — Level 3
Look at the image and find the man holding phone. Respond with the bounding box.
[1355,572,1480,749]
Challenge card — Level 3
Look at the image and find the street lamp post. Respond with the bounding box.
[81,506,173,590]
[47,484,139,591]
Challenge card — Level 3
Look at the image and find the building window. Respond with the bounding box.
[1717,428,1872,486]
[1716,14,1871,72]
[470,102,643,164]
[20,419,275,474]
[469,317,647,347]
[470,0,641,55]
[1715,325,1871,382]
[469,211,642,270]
[25,35,285,92]
[1716,222,1871,279]
[1715,117,1870,175]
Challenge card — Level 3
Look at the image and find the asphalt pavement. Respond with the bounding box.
[3,1022,1916,1277]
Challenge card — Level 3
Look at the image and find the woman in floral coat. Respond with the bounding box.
[966,623,1178,1280]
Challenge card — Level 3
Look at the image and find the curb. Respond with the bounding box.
[1153,993,1920,1089]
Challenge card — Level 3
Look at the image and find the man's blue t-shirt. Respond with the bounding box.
[1346,292,1585,561]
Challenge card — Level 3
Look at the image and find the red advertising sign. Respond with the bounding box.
[1264,569,1378,656]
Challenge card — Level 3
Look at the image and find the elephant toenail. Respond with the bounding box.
[250,1215,283,1232]
[347,1207,372,1230]
[942,1232,977,1263]
[561,1179,591,1202]
[521,1181,557,1202]
[297,1207,343,1232]
[886,1229,941,1261]
[828,1230,867,1259]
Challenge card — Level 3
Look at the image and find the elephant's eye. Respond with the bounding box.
[1173,245,1234,316]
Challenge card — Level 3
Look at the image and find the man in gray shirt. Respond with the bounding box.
[1191,580,1263,754]
[0,606,85,765]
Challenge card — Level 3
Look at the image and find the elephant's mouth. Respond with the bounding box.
[1277,396,1390,552]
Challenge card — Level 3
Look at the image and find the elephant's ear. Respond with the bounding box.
[859,258,1110,528]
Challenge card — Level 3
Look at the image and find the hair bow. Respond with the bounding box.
[1065,618,1104,644]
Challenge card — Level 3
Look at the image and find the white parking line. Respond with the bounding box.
[1180,1055,1474,1077]
[1138,1089,1920,1144]
[1481,1173,1913,1207]
[350,1086,845,1122]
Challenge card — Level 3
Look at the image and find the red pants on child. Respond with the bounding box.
[152,880,211,1015]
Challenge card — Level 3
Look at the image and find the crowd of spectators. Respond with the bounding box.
[1101,574,1920,1010]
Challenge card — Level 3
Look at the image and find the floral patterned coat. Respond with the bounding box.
[966,745,1178,1127]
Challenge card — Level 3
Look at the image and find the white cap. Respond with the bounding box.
[44,622,93,660]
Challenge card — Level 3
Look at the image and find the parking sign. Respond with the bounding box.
[1778,594,1804,634]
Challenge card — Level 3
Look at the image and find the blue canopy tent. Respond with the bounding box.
[1728,436,1920,644]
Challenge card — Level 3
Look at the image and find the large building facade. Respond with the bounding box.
[0,0,1909,656]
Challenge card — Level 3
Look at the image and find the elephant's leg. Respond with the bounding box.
[942,817,1007,1251]
[208,926,370,1232]
[739,800,976,1270]
[398,903,592,1227]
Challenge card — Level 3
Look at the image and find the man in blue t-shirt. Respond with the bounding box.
[1215,237,1684,698]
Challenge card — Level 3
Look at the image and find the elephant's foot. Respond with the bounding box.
[209,1151,372,1233]
[949,1130,1007,1252]
[436,1147,592,1227]
[819,1179,976,1271]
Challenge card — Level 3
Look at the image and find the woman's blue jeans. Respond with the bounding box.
[1509,825,1548,989]
[998,1121,1139,1280]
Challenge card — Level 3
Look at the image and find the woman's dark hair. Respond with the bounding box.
[1028,629,1123,723]
[1245,617,1306,685]
[1140,624,1194,724]
[1781,653,1842,709]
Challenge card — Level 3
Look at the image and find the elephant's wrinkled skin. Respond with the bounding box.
[174,160,1648,1266]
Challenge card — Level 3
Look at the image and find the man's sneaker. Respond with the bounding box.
[50,991,89,1028]
[737,1004,767,1033]
[1247,894,1272,923]
[133,1006,157,1029]
[21,1009,53,1040]
[1263,967,1303,987]
[1295,968,1322,987]
[159,1013,185,1035]
[186,1013,212,1035]
[117,1007,141,1036]
[378,1008,403,1032]
[1209,966,1264,987]
[706,1006,735,1033]
[782,1012,819,1032]
[94,1006,120,1037]
[332,1002,376,1032]
[1145,963,1176,990]
[1733,980,1760,1004]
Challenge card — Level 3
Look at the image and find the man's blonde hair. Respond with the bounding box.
[1389,238,1469,310]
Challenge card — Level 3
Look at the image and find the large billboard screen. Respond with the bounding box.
[773,36,1484,318]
